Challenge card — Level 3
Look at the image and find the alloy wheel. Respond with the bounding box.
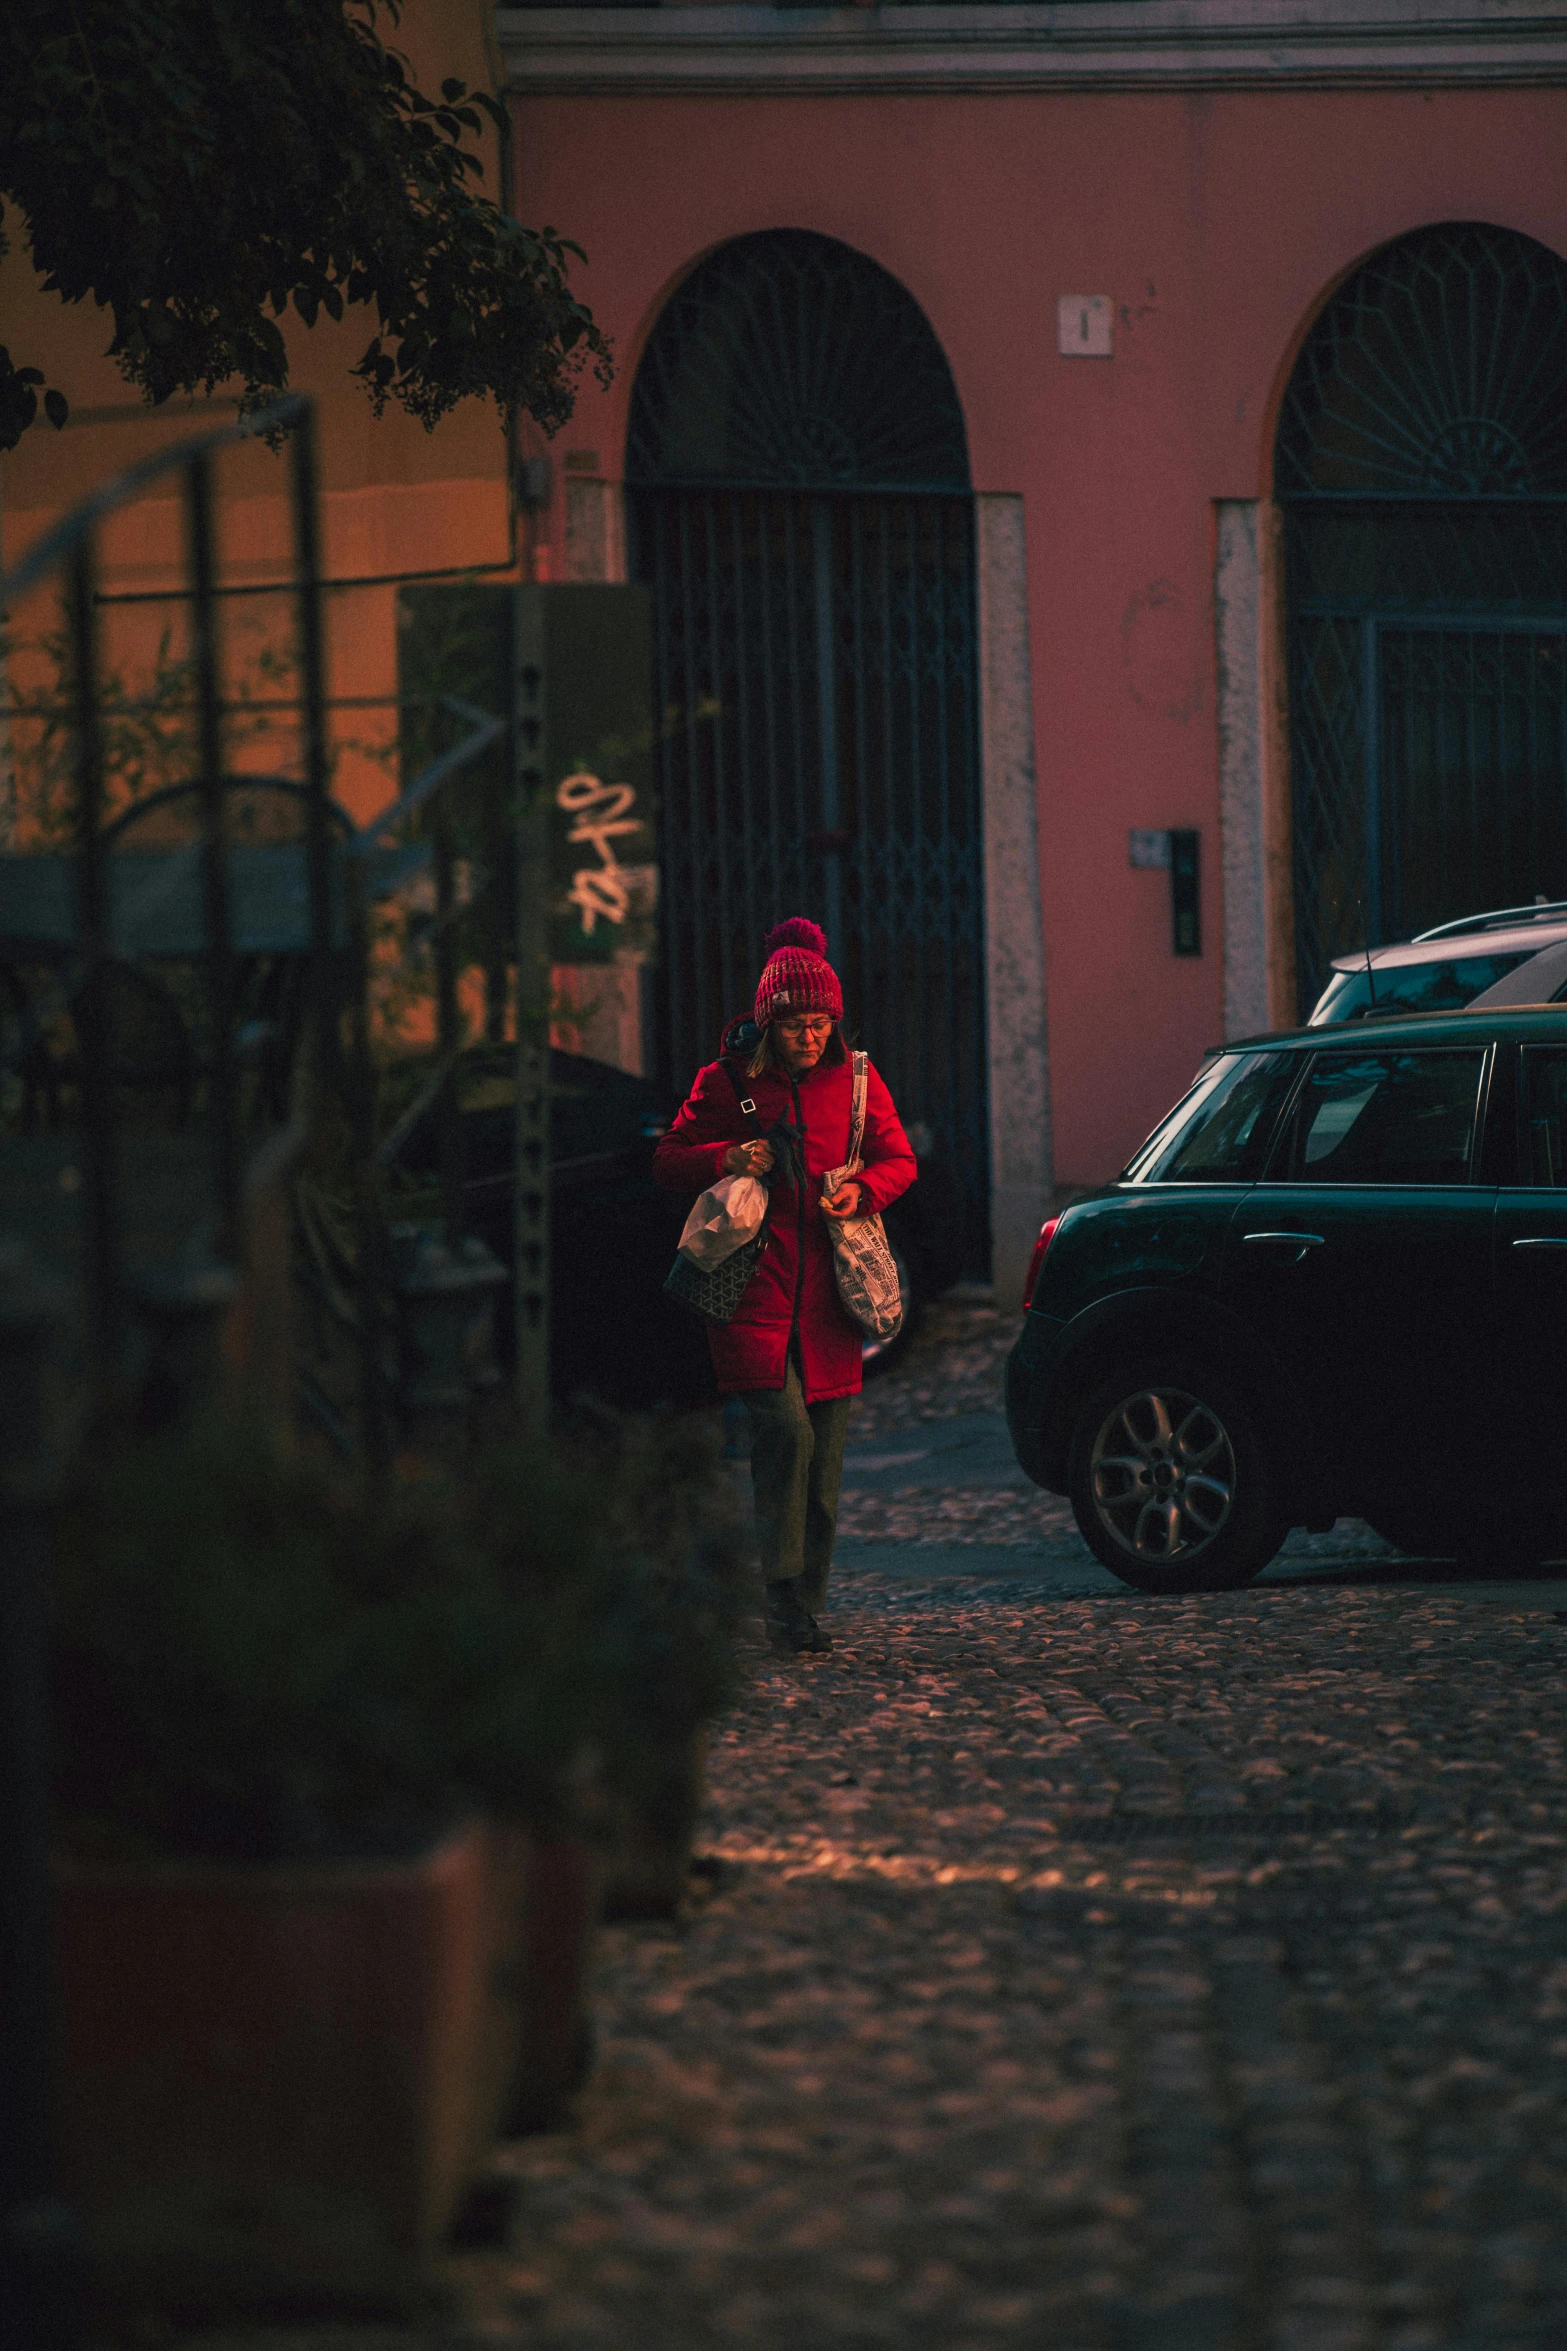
[1088,1385,1237,1562]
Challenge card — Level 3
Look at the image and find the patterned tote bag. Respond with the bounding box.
[820,1052,904,1344]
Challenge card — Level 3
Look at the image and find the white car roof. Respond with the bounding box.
[1331,921,1567,973]
[1468,936,1567,1007]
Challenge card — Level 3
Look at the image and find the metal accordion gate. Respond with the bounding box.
[625,230,990,1273]
[1278,222,1567,1014]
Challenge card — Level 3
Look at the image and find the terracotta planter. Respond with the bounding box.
[51,1819,528,2313]
[501,1831,602,2136]
[602,1726,709,1923]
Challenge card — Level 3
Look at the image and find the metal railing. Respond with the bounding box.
[3,395,332,1391]
[0,394,537,2340]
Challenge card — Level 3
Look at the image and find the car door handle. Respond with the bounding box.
[1242,1230,1326,1250]
[1511,1236,1567,1249]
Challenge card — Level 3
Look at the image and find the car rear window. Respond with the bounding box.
[1275,1048,1487,1185]
[1123,1051,1292,1185]
[1308,952,1532,1025]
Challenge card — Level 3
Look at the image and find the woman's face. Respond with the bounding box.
[774,1012,835,1077]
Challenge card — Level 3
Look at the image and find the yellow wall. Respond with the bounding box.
[0,0,519,829]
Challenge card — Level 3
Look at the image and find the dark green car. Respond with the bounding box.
[1005,1007,1567,1592]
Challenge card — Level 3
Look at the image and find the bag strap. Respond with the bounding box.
[719,1057,767,1137]
[848,1050,869,1165]
[716,1058,784,1233]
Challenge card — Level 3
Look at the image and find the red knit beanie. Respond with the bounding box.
[754,917,843,1026]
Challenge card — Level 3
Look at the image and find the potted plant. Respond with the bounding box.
[548,1409,751,1922]
[48,1414,617,2315]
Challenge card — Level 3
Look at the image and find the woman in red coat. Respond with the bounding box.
[654,919,917,1653]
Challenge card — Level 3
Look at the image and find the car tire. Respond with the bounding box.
[1067,1357,1285,1594]
[860,1240,920,1381]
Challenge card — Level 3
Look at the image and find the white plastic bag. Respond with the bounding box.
[677,1173,768,1269]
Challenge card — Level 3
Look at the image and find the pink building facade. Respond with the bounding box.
[501,3,1567,1295]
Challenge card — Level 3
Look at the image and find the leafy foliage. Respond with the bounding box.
[0,0,611,453]
[52,1410,748,1863]
[563,1408,752,1750]
[3,624,308,846]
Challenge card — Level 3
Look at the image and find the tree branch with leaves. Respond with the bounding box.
[0,0,612,453]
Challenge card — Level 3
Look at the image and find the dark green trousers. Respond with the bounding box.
[744,1356,852,1613]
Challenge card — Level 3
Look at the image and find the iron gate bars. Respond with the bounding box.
[188,451,241,1263]
[630,482,991,1271]
[0,391,332,1390]
[0,407,517,1450]
[1378,621,1567,945]
[1277,224,1567,1011]
[625,225,988,1267]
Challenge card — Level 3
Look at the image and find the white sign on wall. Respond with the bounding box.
[1058,295,1113,358]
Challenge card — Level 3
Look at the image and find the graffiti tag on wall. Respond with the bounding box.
[556,769,658,946]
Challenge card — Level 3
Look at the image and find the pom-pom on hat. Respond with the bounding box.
[755,916,843,1026]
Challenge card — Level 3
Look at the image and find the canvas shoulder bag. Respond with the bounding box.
[662,1063,772,1322]
[820,1052,904,1345]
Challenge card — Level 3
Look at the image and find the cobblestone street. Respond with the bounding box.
[445,1578,1567,2351]
[183,1305,1567,2351]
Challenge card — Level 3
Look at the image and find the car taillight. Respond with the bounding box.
[1021,1215,1061,1313]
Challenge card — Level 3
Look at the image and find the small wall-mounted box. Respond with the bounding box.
[1128,828,1201,954]
[1058,295,1113,358]
[1170,829,1201,956]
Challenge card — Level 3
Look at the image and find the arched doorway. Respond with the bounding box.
[1277,222,1567,1011]
[626,229,989,1268]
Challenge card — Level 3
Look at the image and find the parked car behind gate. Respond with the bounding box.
[1307,899,1567,1025]
[1006,1006,1567,1592]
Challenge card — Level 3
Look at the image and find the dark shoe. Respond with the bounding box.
[766,1581,831,1655]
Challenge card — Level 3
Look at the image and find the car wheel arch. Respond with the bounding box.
[1034,1287,1326,1520]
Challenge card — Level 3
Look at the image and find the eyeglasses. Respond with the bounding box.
[776,1016,834,1039]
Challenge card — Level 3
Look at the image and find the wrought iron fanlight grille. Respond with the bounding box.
[1277,222,1567,501]
[626,228,971,494]
[1278,225,1567,1015]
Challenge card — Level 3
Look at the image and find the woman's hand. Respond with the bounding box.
[724,1139,774,1178]
[821,1180,862,1222]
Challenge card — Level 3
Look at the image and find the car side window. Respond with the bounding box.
[1124,1050,1292,1184]
[1275,1049,1487,1185]
[1519,1048,1567,1184]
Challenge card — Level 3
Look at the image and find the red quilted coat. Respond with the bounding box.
[654,1047,917,1403]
